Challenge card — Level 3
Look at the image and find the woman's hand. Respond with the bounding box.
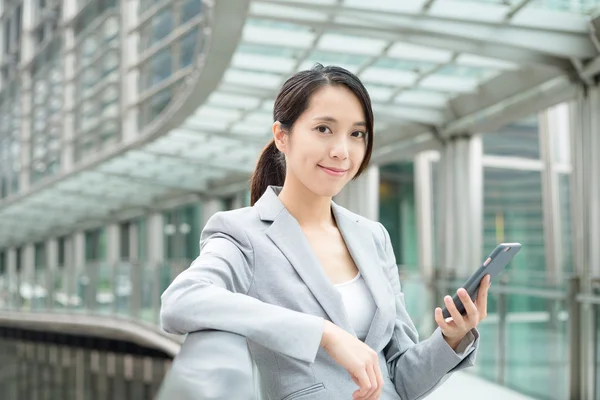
[434,274,491,350]
[321,321,383,400]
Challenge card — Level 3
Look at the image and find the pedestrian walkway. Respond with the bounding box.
[427,372,537,400]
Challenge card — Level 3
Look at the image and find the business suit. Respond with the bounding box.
[160,185,479,400]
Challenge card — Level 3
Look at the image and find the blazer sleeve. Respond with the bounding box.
[160,211,325,364]
[378,223,479,400]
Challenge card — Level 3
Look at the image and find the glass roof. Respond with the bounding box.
[1,0,598,247]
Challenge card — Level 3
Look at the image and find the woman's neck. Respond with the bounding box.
[278,179,334,228]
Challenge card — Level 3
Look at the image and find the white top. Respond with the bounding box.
[334,272,377,341]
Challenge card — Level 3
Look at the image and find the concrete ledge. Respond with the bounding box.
[0,311,182,357]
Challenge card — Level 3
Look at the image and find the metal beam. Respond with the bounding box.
[260,0,588,33]
[254,0,595,60]
[94,170,204,193]
[441,74,577,137]
[374,103,447,126]
[171,127,268,145]
[505,0,535,20]
[139,150,255,174]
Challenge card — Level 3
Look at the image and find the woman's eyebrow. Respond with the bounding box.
[313,116,366,127]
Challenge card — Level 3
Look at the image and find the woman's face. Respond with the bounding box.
[274,85,368,198]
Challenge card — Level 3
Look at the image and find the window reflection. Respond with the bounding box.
[30,41,62,183]
[137,0,207,128]
[151,9,173,44]
[73,2,121,161]
[181,0,202,24]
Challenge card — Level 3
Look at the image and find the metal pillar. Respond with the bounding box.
[570,85,600,399]
[129,220,141,318]
[18,0,34,192]
[7,248,17,308]
[414,151,435,279]
[121,0,140,143]
[539,104,567,286]
[61,0,76,171]
[22,244,34,310]
[436,135,483,278]
[147,213,164,323]
[334,165,380,221]
[201,198,225,227]
[106,224,119,314]
[72,232,85,310]
[46,238,58,309]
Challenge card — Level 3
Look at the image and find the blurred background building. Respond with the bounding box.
[0,0,600,399]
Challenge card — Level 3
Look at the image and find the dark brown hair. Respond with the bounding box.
[250,63,374,205]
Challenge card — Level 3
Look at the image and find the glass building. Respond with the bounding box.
[1,0,600,398]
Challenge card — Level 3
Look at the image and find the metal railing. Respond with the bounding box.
[1,261,599,400]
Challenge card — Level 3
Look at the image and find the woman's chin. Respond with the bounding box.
[306,180,347,199]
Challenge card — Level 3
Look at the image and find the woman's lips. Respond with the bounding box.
[318,165,348,177]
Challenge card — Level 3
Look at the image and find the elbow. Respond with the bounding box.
[159,289,183,335]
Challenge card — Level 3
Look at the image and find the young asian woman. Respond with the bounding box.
[160,64,490,400]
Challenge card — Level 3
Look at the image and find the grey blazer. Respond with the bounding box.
[160,186,479,400]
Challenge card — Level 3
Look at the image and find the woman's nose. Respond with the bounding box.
[330,138,349,159]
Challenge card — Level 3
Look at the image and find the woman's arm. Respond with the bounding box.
[160,211,325,364]
[378,223,479,400]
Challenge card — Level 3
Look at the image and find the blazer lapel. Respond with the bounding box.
[255,186,394,350]
[257,187,355,335]
[331,202,394,351]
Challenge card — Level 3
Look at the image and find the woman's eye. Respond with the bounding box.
[352,131,366,138]
[317,126,331,134]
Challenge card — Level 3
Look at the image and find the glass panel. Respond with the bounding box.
[137,217,147,261]
[103,16,119,44]
[379,162,418,272]
[148,48,172,88]
[149,86,173,117]
[74,5,121,159]
[179,31,197,69]
[151,8,173,44]
[468,292,500,382]
[114,261,132,316]
[181,0,202,23]
[482,116,540,159]
[52,265,69,311]
[140,262,157,323]
[95,261,113,315]
[163,203,201,261]
[483,168,546,284]
[72,264,87,312]
[558,173,574,274]
[0,252,6,309]
[529,0,600,14]
[139,0,162,15]
[503,294,569,399]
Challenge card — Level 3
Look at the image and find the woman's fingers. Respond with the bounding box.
[373,356,384,391]
[475,275,491,319]
[353,360,381,400]
[352,368,372,399]
[458,288,479,325]
[365,363,378,398]
[444,295,467,330]
[434,307,450,330]
[365,363,383,400]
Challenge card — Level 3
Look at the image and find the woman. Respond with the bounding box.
[160,64,490,400]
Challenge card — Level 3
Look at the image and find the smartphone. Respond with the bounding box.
[441,243,521,319]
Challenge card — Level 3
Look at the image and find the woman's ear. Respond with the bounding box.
[272,121,288,153]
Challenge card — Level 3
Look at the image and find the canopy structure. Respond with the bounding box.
[1,0,599,246]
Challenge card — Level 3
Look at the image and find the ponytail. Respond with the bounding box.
[250,140,285,206]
